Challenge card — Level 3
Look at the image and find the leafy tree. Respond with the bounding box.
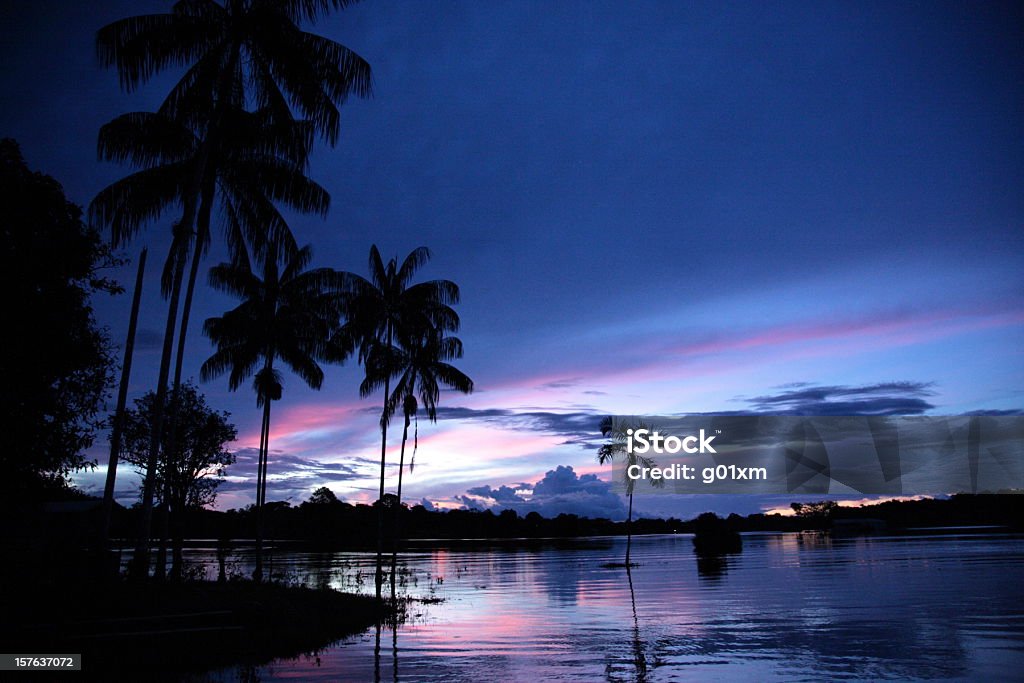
[307,486,341,506]
[790,500,839,526]
[0,139,120,499]
[331,245,460,599]
[120,382,237,578]
[201,243,344,580]
[120,382,237,510]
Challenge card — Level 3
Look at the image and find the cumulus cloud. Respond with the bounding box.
[466,484,524,503]
[460,465,628,520]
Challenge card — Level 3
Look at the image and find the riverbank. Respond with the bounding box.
[0,579,383,680]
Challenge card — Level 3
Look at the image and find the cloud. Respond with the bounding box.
[741,381,936,415]
[466,484,524,503]
[538,377,583,390]
[220,447,371,504]
[460,465,628,520]
[434,406,606,448]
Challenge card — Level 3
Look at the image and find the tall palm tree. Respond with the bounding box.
[330,246,460,599]
[90,108,323,576]
[366,327,472,598]
[95,0,369,576]
[597,417,662,567]
[201,243,344,581]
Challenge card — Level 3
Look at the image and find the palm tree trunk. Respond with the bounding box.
[254,396,271,582]
[161,185,214,495]
[375,324,393,600]
[375,381,389,600]
[101,247,146,551]
[625,492,634,566]
[390,414,410,602]
[131,233,187,580]
[260,399,274,574]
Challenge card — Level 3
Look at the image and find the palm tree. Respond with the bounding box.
[201,243,344,581]
[330,246,460,599]
[365,327,472,598]
[90,108,323,576]
[95,0,369,575]
[597,417,662,567]
[96,1,371,146]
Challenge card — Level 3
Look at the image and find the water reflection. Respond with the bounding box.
[695,553,729,580]
[189,533,1024,682]
[625,565,646,682]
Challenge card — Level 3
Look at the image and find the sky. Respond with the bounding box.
[1,0,1021,520]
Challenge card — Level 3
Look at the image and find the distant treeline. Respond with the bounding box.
[54,492,1016,549]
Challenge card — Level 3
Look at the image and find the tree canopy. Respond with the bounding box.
[120,382,237,510]
[0,139,120,498]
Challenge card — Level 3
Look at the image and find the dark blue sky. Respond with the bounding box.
[2,1,1021,517]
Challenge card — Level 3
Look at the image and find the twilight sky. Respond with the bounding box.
[1,1,1021,519]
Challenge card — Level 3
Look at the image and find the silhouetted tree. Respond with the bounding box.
[597,417,662,566]
[90,106,325,575]
[94,0,370,577]
[791,500,839,530]
[366,326,472,597]
[201,243,344,580]
[119,382,237,578]
[307,486,341,506]
[0,139,120,500]
[331,245,460,599]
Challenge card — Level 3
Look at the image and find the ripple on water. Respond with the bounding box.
[184,532,1024,682]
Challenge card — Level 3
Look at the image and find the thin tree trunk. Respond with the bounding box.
[154,484,169,580]
[260,401,273,508]
[390,413,410,602]
[259,399,274,578]
[375,324,393,600]
[625,492,633,566]
[161,185,213,506]
[101,248,146,550]
[132,235,187,580]
[254,397,271,582]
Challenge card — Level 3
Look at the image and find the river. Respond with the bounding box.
[183,531,1024,681]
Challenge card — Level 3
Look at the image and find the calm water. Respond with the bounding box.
[183,532,1024,682]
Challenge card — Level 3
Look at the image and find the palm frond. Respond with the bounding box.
[96,11,222,92]
[97,112,198,166]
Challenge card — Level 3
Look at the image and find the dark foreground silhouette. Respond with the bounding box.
[0,579,382,681]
